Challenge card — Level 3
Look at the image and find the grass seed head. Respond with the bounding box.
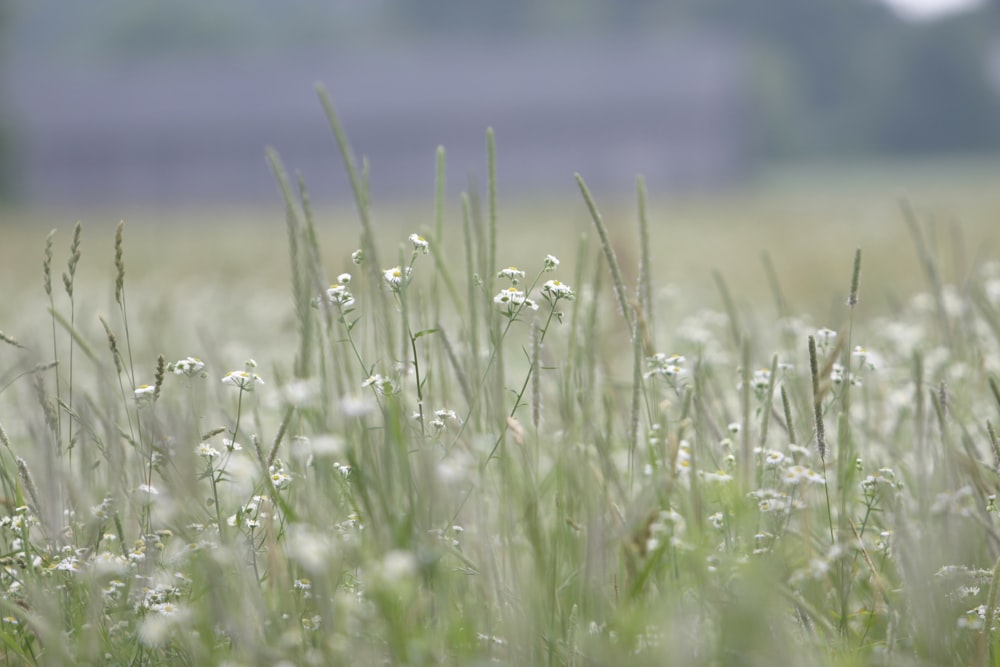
[114,220,125,305]
[42,229,55,297]
[848,247,862,306]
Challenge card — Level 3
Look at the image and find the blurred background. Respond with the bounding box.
[2,0,999,209]
[2,0,1000,328]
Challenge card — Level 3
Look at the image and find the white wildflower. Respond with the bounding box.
[783,465,825,486]
[751,368,772,390]
[323,281,355,308]
[362,374,395,396]
[541,279,575,301]
[494,286,538,312]
[222,438,243,452]
[222,362,265,391]
[762,449,785,467]
[134,384,156,405]
[409,233,429,254]
[383,266,412,290]
[645,353,686,379]
[197,442,220,459]
[269,465,292,489]
[498,266,526,283]
[168,357,205,377]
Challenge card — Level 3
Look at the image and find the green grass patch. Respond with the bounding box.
[1,95,1000,664]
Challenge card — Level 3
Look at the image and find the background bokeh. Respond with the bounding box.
[2,0,999,208]
[2,0,1000,326]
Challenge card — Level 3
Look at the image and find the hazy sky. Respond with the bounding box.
[881,0,984,20]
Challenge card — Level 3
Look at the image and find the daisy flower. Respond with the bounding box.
[494,286,539,312]
[269,465,292,489]
[383,266,412,290]
[168,356,205,377]
[134,384,156,405]
[498,266,526,284]
[197,442,220,459]
[409,233,430,254]
[221,363,265,392]
[324,280,355,308]
[541,279,575,301]
[222,370,264,391]
[645,353,686,379]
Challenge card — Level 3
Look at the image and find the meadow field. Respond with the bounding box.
[3,104,1000,665]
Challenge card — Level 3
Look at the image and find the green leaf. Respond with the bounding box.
[412,328,439,340]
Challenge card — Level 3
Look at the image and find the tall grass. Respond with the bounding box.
[1,91,1000,665]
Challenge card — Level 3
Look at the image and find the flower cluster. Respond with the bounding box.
[269,462,292,489]
[323,273,355,308]
[167,356,206,378]
[493,255,574,318]
[782,465,826,485]
[228,494,272,530]
[493,286,538,314]
[222,359,265,392]
[645,353,686,379]
[498,267,526,284]
[541,279,575,302]
[423,408,459,432]
[751,368,772,390]
[196,442,220,459]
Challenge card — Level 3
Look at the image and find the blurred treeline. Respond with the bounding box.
[2,0,1000,200]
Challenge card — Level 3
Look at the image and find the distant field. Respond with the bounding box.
[4,156,1000,336]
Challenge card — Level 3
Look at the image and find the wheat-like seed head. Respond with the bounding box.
[808,335,826,461]
[68,221,82,277]
[99,317,123,375]
[15,457,41,515]
[64,222,83,298]
[848,247,862,307]
[43,230,55,297]
[31,375,58,440]
[0,419,11,451]
[114,221,125,306]
[154,355,166,401]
